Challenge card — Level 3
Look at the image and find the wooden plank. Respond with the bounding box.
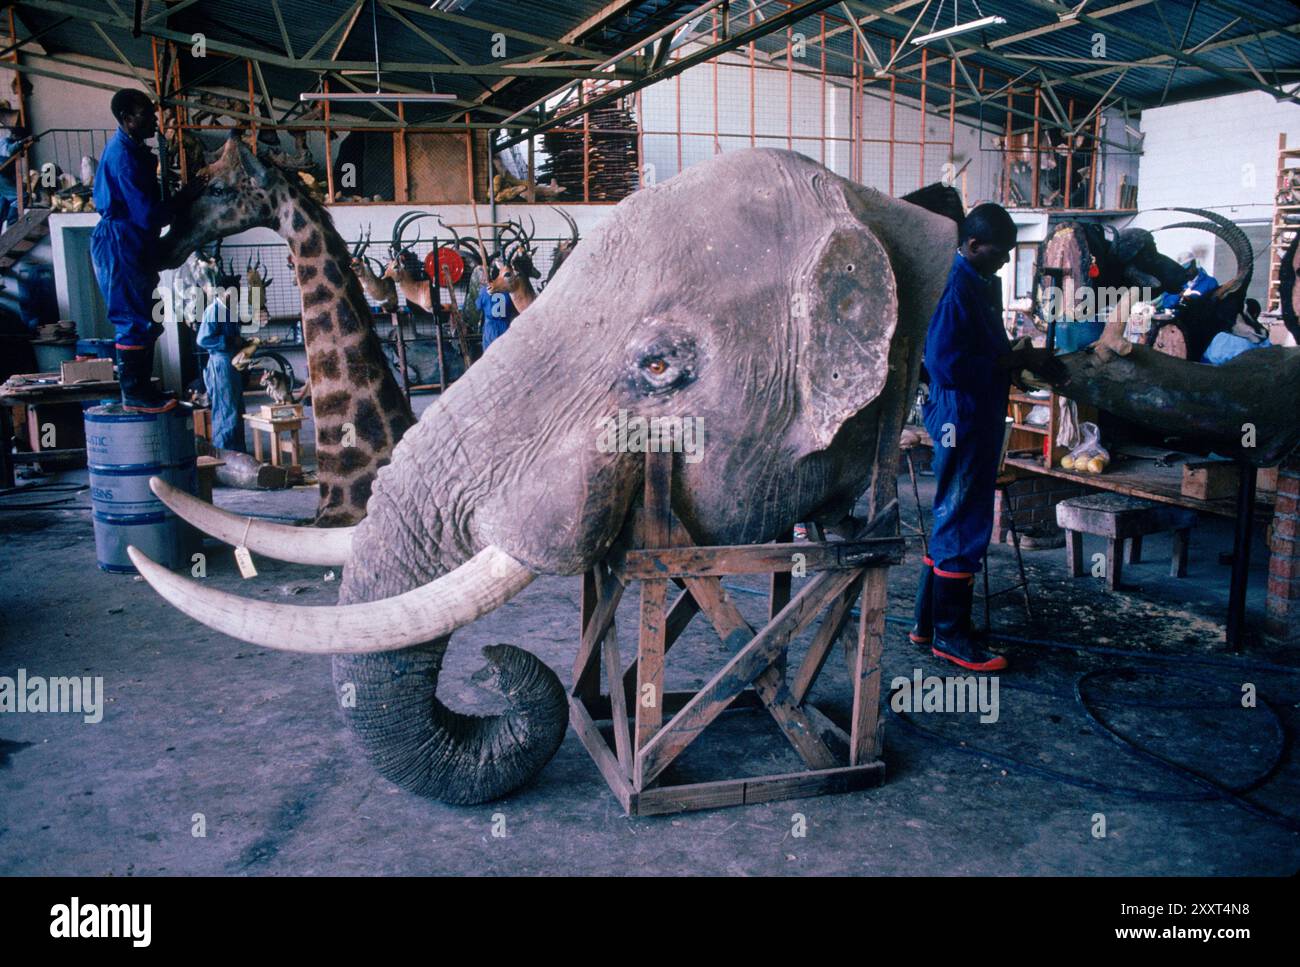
[601,614,631,775]
[684,574,839,771]
[849,569,888,765]
[568,696,632,813]
[790,573,862,706]
[619,537,903,579]
[573,568,600,703]
[1005,455,1273,520]
[586,688,764,721]
[570,564,622,699]
[622,578,698,701]
[632,762,885,816]
[638,566,865,787]
[634,577,667,784]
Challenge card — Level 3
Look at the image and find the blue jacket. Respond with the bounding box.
[198,298,242,355]
[93,128,167,249]
[1158,267,1218,310]
[923,251,1012,416]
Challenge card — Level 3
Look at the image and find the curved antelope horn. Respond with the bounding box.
[150,478,353,565]
[1155,207,1254,295]
[128,543,536,655]
[365,255,387,277]
[553,207,579,245]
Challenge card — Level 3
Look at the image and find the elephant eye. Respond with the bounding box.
[628,334,697,397]
[209,182,227,196]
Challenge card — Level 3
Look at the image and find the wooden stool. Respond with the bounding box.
[195,455,225,502]
[242,413,302,481]
[979,471,1033,630]
[1056,493,1197,591]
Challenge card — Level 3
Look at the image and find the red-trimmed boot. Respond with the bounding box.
[931,569,1008,672]
[909,557,934,646]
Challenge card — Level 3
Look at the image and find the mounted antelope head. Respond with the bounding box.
[545,208,581,285]
[383,211,439,313]
[350,227,398,311]
[246,253,271,322]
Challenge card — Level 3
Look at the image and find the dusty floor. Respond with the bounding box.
[2,394,1299,876]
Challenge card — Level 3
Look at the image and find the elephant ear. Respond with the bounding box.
[793,224,898,453]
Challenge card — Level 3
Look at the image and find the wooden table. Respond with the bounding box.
[242,413,302,480]
[1006,452,1277,647]
[0,375,122,487]
[1004,455,1275,519]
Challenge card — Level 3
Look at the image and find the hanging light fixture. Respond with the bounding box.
[910,1,1005,46]
[299,0,459,103]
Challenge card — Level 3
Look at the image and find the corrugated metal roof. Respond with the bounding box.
[9,0,1300,129]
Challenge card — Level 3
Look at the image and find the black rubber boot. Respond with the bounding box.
[118,341,177,413]
[909,556,934,645]
[931,570,1008,672]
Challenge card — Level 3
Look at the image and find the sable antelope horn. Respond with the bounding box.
[1154,207,1254,296]
[128,543,536,655]
[149,478,353,566]
[553,207,579,246]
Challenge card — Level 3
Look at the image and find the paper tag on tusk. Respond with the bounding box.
[234,546,258,579]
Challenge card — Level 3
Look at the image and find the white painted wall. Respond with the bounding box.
[1132,86,1300,310]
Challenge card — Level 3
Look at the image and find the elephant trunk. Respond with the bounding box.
[332,640,568,805]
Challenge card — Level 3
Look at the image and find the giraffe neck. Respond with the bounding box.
[273,186,415,527]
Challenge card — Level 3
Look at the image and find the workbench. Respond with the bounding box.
[1005,451,1278,647]
[0,374,123,487]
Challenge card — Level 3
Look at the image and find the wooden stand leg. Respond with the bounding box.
[849,568,888,765]
[1106,537,1122,590]
[1128,534,1143,564]
[1171,528,1190,578]
[1066,529,1083,577]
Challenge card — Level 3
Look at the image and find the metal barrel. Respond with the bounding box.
[84,404,201,573]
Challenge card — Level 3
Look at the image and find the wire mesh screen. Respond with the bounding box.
[30,129,115,187]
[403,131,490,203]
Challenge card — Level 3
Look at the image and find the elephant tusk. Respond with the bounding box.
[127,544,536,654]
[150,477,354,566]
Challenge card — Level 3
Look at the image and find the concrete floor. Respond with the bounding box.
[2,395,1299,876]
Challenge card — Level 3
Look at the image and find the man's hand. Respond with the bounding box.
[1000,339,1067,387]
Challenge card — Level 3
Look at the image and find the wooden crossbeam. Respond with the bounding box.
[571,563,622,701]
[791,571,863,705]
[637,565,865,787]
[618,536,902,579]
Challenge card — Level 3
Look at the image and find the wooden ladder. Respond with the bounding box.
[0,207,53,272]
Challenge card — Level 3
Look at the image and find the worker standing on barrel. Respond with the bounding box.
[910,203,1064,672]
[92,89,182,413]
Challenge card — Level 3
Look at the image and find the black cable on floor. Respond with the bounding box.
[719,581,1300,831]
[0,482,90,511]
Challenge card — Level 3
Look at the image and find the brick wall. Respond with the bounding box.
[992,475,1088,543]
[1266,455,1300,641]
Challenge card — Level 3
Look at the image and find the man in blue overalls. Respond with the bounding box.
[1157,251,1218,311]
[92,89,175,413]
[476,257,521,351]
[197,270,247,452]
[910,204,1063,672]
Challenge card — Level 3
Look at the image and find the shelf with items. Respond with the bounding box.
[1268,133,1299,318]
[1007,389,1098,470]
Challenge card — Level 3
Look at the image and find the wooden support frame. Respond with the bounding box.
[569,449,902,816]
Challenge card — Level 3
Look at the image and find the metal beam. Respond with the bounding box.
[269,0,295,60]
[13,0,641,79]
[499,0,860,149]
[302,0,364,61]
[1021,0,1299,102]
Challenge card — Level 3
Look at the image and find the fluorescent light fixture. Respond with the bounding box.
[300,92,459,103]
[910,15,1005,45]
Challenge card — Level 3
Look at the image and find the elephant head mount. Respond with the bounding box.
[133,149,959,805]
